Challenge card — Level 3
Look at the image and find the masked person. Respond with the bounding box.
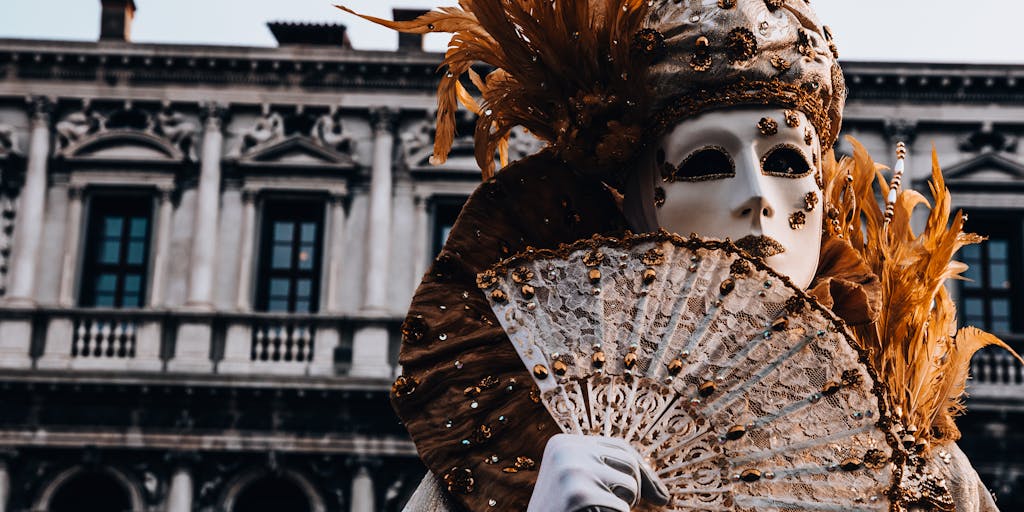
[340,1,1014,511]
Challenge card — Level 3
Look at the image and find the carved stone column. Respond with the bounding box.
[0,458,9,512]
[148,188,175,308]
[412,194,430,296]
[57,185,85,307]
[350,108,398,378]
[5,96,53,306]
[234,189,257,311]
[363,107,396,313]
[186,102,227,310]
[350,464,375,512]
[325,193,347,314]
[165,466,194,512]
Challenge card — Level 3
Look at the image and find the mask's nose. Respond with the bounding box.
[731,149,774,228]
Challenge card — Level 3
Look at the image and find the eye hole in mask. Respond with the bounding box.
[761,144,812,178]
[672,145,736,182]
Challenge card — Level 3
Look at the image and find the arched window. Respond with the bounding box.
[50,470,132,512]
[233,475,311,512]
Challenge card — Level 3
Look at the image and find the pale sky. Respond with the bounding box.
[1,0,1022,64]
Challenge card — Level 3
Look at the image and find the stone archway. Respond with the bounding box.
[222,468,325,512]
[34,466,144,512]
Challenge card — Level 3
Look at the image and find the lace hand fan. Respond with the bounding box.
[478,233,899,512]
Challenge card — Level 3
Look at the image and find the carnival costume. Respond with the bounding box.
[338,1,1019,510]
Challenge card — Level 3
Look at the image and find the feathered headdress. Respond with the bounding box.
[338,0,655,180]
[823,138,1023,451]
[338,0,845,180]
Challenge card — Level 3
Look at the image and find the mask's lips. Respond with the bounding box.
[735,235,786,259]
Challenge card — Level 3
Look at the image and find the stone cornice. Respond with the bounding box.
[2,38,1024,103]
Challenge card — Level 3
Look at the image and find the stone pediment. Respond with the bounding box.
[942,153,1024,190]
[61,130,185,163]
[236,135,356,170]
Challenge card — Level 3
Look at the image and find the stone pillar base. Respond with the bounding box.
[349,324,392,378]
[0,319,34,369]
[167,322,213,373]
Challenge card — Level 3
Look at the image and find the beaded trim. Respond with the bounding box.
[651,79,835,149]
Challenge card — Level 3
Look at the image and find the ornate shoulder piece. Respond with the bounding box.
[822,137,1023,452]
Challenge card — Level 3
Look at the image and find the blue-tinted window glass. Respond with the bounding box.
[96,274,118,293]
[270,278,290,298]
[124,274,141,293]
[272,245,292,269]
[129,217,148,238]
[300,222,317,243]
[104,217,123,237]
[989,261,1009,290]
[126,241,146,265]
[100,240,121,264]
[273,222,294,242]
[298,244,315,270]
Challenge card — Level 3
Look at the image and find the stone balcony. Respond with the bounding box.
[968,334,1024,409]
[0,307,401,381]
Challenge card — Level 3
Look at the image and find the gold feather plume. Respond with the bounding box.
[822,137,1023,450]
[336,0,655,179]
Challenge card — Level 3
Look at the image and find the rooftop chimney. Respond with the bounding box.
[393,9,429,51]
[99,0,136,42]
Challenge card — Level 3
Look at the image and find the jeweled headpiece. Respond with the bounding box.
[338,0,844,179]
[645,0,845,152]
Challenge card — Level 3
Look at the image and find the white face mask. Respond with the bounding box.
[641,107,823,290]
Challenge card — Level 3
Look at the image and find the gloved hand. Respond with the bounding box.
[526,434,671,512]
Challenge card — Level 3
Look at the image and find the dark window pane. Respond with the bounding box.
[122,293,141,308]
[95,294,116,307]
[993,319,1011,333]
[268,299,289,312]
[129,217,148,238]
[296,279,312,298]
[295,300,310,313]
[298,245,315,270]
[124,274,142,293]
[962,259,982,288]
[441,226,453,247]
[127,241,146,265]
[269,278,290,298]
[104,217,123,237]
[989,262,1010,290]
[100,240,121,264]
[273,222,294,242]
[989,240,1008,260]
[272,245,292,269]
[992,299,1010,318]
[964,298,984,321]
[300,222,317,243]
[96,274,118,293]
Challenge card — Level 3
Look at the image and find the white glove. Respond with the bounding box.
[527,434,670,512]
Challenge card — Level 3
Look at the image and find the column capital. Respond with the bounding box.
[157,186,176,202]
[883,118,919,146]
[329,192,346,206]
[241,188,258,204]
[67,184,85,201]
[164,450,202,470]
[369,106,399,134]
[200,102,230,131]
[25,96,54,125]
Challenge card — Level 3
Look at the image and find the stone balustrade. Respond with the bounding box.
[0,308,400,378]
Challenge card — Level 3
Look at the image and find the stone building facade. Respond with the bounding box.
[0,2,1021,511]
